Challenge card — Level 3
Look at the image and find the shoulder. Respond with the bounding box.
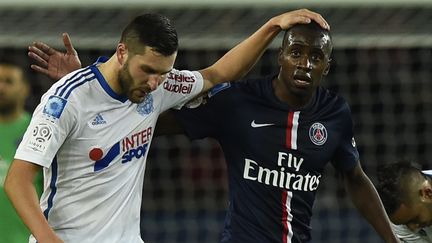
[47,67,96,101]
[392,223,432,242]
[166,69,202,83]
[212,75,271,97]
[39,67,96,119]
[315,87,352,116]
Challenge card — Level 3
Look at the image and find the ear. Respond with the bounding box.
[116,43,128,66]
[277,47,284,66]
[323,59,331,76]
[419,181,432,202]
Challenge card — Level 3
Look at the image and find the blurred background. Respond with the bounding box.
[1,0,431,242]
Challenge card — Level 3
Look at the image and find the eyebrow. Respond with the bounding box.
[140,64,172,75]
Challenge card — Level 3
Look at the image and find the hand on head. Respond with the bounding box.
[272,9,330,31]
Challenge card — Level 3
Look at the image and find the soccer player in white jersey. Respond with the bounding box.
[378,161,432,242]
[4,10,330,243]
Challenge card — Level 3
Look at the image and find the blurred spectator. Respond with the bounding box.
[0,59,43,243]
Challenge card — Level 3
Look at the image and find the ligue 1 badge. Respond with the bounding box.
[309,122,327,146]
[43,95,67,119]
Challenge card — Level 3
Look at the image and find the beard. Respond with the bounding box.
[118,62,132,94]
[117,62,146,104]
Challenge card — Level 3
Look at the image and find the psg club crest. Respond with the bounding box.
[309,122,327,146]
[136,94,154,116]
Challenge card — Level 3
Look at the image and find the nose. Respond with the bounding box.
[297,55,312,71]
[147,75,163,91]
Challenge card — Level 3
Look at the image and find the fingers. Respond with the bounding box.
[30,64,50,76]
[297,9,330,30]
[62,33,77,56]
[28,46,49,67]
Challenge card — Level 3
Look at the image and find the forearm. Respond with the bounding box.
[201,18,281,84]
[345,165,399,242]
[4,160,61,242]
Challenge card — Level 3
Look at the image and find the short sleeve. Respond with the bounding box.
[331,103,360,171]
[14,92,76,168]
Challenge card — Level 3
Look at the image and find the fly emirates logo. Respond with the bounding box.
[243,152,321,191]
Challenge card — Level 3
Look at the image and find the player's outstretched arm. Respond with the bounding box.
[28,33,82,80]
[4,159,64,243]
[198,9,330,93]
[343,163,400,243]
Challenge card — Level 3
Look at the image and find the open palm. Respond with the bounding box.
[28,33,82,80]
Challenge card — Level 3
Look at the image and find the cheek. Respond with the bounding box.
[312,66,327,77]
[421,208,432,221]
[129,69,149,82]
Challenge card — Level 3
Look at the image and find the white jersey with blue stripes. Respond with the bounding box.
[390,170,432,243]
[15,60,204,243]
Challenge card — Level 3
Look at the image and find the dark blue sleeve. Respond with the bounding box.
[174,83,231,140]
[331,102,360,172]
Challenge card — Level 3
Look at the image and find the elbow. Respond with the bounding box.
[4,172,15,198]
[4,167,22,199]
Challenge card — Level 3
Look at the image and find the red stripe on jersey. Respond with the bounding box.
[282,190,294,243]
[286,112,294,149]
[282,191,289,243]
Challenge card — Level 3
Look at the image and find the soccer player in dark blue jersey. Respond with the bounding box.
[28,10,398,243]
[164,21,399,243]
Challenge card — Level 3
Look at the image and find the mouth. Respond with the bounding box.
[132,89,149,102]
[293,74,312,87]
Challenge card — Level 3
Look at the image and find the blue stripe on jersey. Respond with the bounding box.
[90,65,128,103]
[58,70,94,98]
[94,141,121,171]
[54,68,92,97]
[43,156,58,219]
[63,75,96,99]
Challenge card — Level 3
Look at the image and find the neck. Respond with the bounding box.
[272,78,314,109]
[97,55,123,95]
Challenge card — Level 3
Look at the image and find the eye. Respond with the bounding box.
[311,53,324,62]
[290,50,301,58]
[4,78,13,85]
[142,69,156,75]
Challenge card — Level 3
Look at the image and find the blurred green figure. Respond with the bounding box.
[0,60,42,243]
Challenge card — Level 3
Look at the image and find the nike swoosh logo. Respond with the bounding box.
[251,120,275,128]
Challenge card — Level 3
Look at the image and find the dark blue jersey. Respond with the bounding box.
[174,75,360,243]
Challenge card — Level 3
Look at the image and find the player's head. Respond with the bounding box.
[0,60,29,118]
[277,21,332,101]
[116,13,178,103]
[377,161,432,231]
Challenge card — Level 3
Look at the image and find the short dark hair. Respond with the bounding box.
[281,21,333,55]
[376,161,425,215]
[120,13,178,56]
